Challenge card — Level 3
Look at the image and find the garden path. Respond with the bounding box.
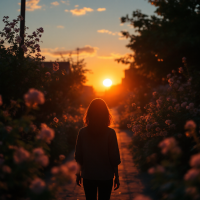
[58,108,152,200]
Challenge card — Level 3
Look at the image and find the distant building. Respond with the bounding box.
[42,61,71,74]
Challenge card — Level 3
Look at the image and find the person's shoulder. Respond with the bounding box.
[78,126,88,135]
[107,127,116,135]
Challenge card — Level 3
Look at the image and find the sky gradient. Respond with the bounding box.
[0,0,155,93]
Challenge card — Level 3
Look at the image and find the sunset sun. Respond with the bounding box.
[103,79,112,87]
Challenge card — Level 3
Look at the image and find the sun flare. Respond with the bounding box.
[103,79,112,87]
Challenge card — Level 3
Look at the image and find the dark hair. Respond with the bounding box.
[83,98,112,127]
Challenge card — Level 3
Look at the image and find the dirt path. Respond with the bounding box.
[57,108,151,200]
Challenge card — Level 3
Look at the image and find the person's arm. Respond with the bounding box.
[114,166,119,178]
[108,130,121,190]
[113,166,120,190]
[74,129,83,186]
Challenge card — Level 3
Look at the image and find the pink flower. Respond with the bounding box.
[190,154,200,168]
[35,155,49,167]
[148,165,165,174]
[174,104,180,110]
[165,120,172,125]
[133,195,152,200]
[179,67,183,73]
[167,74,171,78]
[132,103,136,107]
[24,88,45,107]
[152,91,157,97]
[37,124,55,144]
[30,178,46,194]
[59,155,65,161]
[182,57,186,63]
[168,78,174,86]
[188,103,194,109]
[51,166,59,175]
[148,167,155,174]
[153,122,159,126]
[168,106,172,110]
[2,165,11,173]
[5,126,12,133]
[45,72,51,76]
[66,161,78,173]
[159,137,181,155]
[33,148,44,156]
[59,165,69,176]
[13,147,30,164]
[53,63,59,71]
[184,120,196,130]
[149,102,155,108]
[166,97,171,101]
[155,127,161,132]
[30,124,37,132]
[184,169,199,181]
[127,124,131,128]
[181,102,187,108]
[0,95,2,106]
[53,117,59,123]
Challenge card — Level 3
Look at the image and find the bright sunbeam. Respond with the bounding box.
[103,79,112,87]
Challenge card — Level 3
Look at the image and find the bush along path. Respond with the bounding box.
[58,108,154,200]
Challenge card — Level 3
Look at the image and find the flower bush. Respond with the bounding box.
[0,93,77,200]
[0,15,85,199]
[123,59,200,199]
[0,15,87,165]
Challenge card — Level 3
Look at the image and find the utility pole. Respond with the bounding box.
[77,48,79,65]
[20,0,26,57]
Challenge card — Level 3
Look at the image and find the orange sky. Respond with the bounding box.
[0,0,155,93]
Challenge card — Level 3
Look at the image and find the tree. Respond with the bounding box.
[117,0,200,81]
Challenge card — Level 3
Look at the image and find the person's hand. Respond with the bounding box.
[114,176,120,190]
[76,174,81,187]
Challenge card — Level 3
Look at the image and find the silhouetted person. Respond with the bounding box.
[74,98,121,200]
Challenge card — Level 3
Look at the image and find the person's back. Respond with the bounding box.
[74,98,121,200]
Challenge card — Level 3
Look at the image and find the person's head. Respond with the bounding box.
[83,98,112,128]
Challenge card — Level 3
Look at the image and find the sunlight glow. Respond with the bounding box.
[103,79,112,87]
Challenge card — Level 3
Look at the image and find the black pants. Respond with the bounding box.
[83,178,113,200]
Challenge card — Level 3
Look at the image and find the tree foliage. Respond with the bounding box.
[117,0,200,81]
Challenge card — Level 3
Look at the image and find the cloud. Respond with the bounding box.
[65,9,69,12]
[97,29,118,36]
[69,7,94,16]
[41,45,98,57]
[75,5,79,7]
[98,53,131,59]
[18,0,42,11]
[61,0,70,5]
[51,1,59,6]
[57,25,64,29]
[97,8,106,12]
[97,29,127,40]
